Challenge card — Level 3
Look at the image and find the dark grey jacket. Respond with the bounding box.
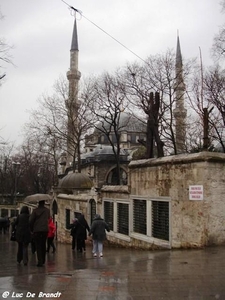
[29,205,50,233]
[89,215,110,241]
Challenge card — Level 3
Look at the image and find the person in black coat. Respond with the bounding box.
[74,214,90,253]
[89,214,110,257]
[14,206,31,265]
[70,218,78,251]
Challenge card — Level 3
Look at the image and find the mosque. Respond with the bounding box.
[27,17,225,249]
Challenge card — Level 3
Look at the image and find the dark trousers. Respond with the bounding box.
[31,239,36,254]
[72,236,77,250]
[47,237,56,252]
[17,242,29,264]
[77,239,86,252]
[33,232,48,265]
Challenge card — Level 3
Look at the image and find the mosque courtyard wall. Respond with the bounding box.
[103,152,225,249]
[54,152,225,249]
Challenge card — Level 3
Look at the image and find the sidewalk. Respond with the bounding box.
[0,233,225,299]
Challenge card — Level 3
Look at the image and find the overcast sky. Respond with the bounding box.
[0,0,224,146]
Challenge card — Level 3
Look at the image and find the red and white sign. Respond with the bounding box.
[189,185,203,200]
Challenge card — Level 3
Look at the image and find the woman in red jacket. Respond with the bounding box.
[46,217,56,253]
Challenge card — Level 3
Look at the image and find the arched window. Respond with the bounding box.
[106,168,127,185]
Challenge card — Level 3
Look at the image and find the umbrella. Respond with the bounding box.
[24,193,52,204]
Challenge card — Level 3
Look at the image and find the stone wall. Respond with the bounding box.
[54,152,225,249]
[128,152,225,248]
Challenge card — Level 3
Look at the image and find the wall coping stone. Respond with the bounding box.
[101,185,129,193]
[129,151,225,169]
[57,193,90,201]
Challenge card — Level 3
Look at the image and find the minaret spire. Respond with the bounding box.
[176,33,182,70]
[71,18,79,51]
[173,34,187,154]
[66,17,81,169]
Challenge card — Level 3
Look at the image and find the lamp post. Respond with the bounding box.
[12,161,21,206]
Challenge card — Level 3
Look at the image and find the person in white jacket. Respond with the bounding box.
[89,214,110,257]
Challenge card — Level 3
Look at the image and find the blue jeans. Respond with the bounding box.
[92,240,103,254]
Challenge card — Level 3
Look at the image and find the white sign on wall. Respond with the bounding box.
[189,185,203,200]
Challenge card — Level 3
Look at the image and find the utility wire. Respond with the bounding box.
[61,0,147,64]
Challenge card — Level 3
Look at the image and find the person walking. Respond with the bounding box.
[29,200,50,267]
[14,206,31,266]
[74,214,90,253]
[70,218,78,251]
[46,217,56,253]
[89,214,110,257]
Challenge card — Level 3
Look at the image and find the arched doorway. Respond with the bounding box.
[89,198,96,225]
[52,199,58,240]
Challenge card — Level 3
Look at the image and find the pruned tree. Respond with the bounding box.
[186,61,225,153]
[145,92,164,158]
[123,50,194,156]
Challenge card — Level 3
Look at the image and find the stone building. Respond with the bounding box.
[53,172,95,244]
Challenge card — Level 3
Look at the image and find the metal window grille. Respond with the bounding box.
[133,199,146,234]
[104,201,114,230]
[117,203,129,235]
[152,201,169,241]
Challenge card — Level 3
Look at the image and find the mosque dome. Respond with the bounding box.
[81,144,128,163]
[58,172,93,190]
[95,112,146,133]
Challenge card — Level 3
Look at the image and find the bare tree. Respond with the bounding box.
[212,0,225,60]
[82,72,129,185]
[24,76,92,175]
[18,141,56,194]
[0,143,15,201]
[204,65,225,151]
[0,10,13,83]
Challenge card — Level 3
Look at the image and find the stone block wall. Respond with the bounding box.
[129,152,225,248]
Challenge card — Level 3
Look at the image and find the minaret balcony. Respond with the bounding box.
[67,70,81,80]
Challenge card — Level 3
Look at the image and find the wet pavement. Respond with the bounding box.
[0,233,225,300]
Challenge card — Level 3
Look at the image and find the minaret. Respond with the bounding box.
[66,18,81,169]
[173,35,187,154]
